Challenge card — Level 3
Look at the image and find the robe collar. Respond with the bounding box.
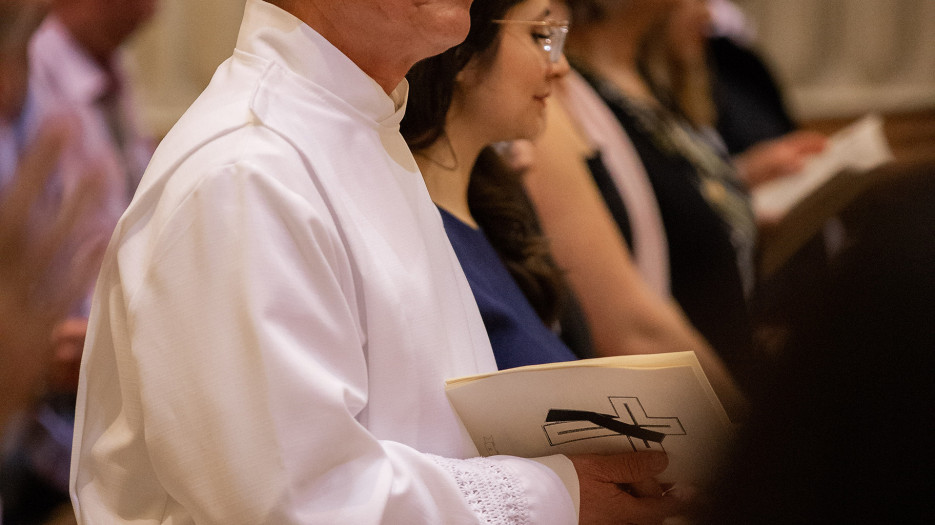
[236,0,408,128]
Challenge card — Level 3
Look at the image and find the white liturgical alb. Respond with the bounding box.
[69,1,577,523]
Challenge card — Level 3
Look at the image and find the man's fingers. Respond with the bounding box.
[601,451,669,484]
[570,451,669,485]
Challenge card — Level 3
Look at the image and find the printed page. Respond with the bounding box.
[446,352,733,485]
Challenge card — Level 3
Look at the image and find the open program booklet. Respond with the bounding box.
[446,352,734,485]
[752,113,894,223]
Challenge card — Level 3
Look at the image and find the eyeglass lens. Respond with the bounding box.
[544,25,568,63]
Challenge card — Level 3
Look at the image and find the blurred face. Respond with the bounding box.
[99,0,159,42]
[454,0,570,143]
[54,0,158,59]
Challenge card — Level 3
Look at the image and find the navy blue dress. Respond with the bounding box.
[439,208,578,370]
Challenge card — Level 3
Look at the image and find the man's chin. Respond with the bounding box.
[421,5,472,55]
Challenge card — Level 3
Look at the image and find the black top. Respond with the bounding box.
[708,36,797,155]
[577,68,757,376]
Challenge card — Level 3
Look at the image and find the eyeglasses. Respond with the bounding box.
[491,19,569,64]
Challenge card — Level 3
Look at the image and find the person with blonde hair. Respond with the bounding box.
[641,0,826,189]
[537,0,759,380]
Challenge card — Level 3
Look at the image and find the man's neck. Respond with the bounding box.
[270,0,411,94]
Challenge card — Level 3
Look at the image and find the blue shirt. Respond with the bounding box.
[439,208,578,369]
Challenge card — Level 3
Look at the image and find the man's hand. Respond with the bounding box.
[571,451,685,525]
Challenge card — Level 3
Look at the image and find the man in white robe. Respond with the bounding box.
[70,1,678,523]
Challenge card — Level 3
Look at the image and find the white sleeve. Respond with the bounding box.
[71,161,577,524]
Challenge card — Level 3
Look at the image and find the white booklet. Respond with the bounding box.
[446,352,734,485]
[753,113,894,223]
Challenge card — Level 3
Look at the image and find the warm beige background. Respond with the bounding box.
[123,0,935,137]
[741,0,935,119]
[124,0,247,137]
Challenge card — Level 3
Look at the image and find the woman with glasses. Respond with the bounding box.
[401,0,746,422]
[402,4,689,523]
[402,0,579,370]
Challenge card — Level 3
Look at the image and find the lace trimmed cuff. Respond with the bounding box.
[429,455,531,525]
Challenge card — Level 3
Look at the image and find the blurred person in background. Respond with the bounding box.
[643,0,841,369]
[641,0,826,189]
[1,1,109,522]
[557,0,760,383]
[1,0,155,521]
[706,0,819,160]
[28,0,157,199]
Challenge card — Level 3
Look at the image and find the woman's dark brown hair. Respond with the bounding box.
[401,0,569,325]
